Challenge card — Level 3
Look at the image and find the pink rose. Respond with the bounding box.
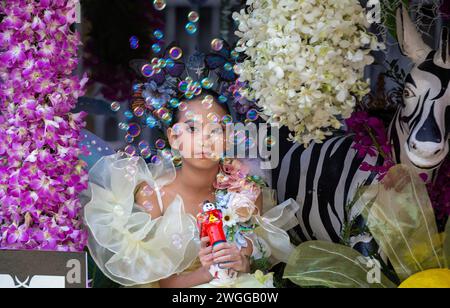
[221,159,249,178]
[214,159,250,190]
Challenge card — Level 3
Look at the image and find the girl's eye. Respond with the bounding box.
[189,126,199,133]
[403,86,415,98]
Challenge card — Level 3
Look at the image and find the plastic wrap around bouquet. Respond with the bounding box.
[283,164,450,288]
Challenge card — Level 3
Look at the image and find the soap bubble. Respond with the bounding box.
[141,64,154,77]
[153,0,166,11]
[155,139,166,150]
[153,30,164,40]
[246,109,259,121]
[211,38,223,51]
[150,155,162,165]
[124,145,137,156]
[128,123,141,138]
[185,22,198,35]
[188,11,200,23]
[110,101,120,112]
[264,136,277,148]
[129,36,139,49]
[152,43,161,54]
[169,47,183,60]
[201,78,213,89]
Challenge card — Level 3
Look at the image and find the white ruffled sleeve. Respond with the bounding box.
[82,153,200,287]
[247,188,300,265]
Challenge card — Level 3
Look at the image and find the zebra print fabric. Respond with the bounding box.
[273,128,383,255]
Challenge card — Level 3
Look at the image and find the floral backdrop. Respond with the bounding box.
[0,0,88,252]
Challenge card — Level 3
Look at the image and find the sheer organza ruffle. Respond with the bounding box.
[83,153,200,286]
[82,153,299,287]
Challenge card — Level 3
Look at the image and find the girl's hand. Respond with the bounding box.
[160,237,215,287]
[212,242,250,273]
[199,237,214,269]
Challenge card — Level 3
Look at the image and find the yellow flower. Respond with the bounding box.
[399,269,450,288]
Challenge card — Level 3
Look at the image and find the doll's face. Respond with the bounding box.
[167,95,231,170]
[203,202,216,212]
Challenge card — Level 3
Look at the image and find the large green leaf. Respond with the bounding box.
[283,241,396,288]
[361,165,445,282]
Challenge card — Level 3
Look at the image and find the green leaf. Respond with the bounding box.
[250,257,272,273]
[361,165,445,282]
[283,241,396,288]
[380,0,409,38]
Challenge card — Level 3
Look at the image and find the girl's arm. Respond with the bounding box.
[160,236,214,288]
[144,191,264,288]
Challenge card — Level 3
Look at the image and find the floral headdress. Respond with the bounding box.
[127,40,258,129]
[111,36,262,163]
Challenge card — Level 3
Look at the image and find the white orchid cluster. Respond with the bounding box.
[233,0,384,145]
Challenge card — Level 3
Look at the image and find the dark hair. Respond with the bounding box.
[170,89,231,126]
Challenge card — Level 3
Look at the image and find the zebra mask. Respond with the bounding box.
[392,5,450,179]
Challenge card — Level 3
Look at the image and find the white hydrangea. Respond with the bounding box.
[233,0,383,146]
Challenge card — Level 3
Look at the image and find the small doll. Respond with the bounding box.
[196,201,237,286]
[197,201,226,245]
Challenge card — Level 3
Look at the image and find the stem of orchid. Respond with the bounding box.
[363,124,389,161]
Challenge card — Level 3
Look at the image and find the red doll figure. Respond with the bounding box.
[197,201,226,247]
[197,201,238,286]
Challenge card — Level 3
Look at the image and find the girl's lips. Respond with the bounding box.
[193,152,211,158]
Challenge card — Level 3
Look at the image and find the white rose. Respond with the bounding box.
[227,193,257,223]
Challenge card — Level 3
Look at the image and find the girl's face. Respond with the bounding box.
[167,96,231,170]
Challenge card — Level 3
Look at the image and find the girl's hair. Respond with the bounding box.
[170,89,231,126]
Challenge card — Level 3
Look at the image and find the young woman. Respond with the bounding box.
[83,92,299,288]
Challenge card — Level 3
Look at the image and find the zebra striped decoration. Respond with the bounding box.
[274,132,382,254]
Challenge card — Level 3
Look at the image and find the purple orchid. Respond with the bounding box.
[347,111,450,219]
[346,111,395,180]
[4,224,31,246]
[0,0,88,252]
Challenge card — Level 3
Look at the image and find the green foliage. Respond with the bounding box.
[380,0,409,38]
